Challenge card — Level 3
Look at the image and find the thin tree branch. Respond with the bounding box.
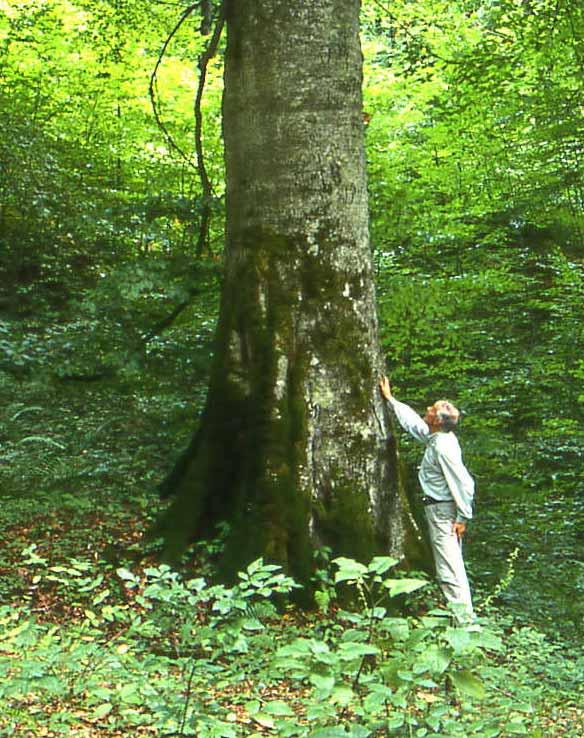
[145,4,226,339]
[142,287,199,343]
[194,2,225,256]
[149,2,201,167]
[179,658,200,736]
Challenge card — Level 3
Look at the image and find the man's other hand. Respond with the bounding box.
[379,376,392,400]
[452,522,466,541]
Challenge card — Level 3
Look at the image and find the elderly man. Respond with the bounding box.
[379,376,475,621]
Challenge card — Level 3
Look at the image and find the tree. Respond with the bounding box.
[159,0,420,582]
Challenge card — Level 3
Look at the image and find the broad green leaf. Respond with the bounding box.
[331,685,355,706]
[276,639,312,657]
[93,703,113,719]
[386,714,405,730]
[253,713,275,729]
[315,590,331,611]
[310,672,335,693]
[380,617,409,640]
[363,690,389,712]
[382,578,428,596]
[450,670,485,700]
[479,728,504,738]
[333,557,368,583]
[397,669,414,682]
[116,567,137,582]
[505,719,528,735]
[310,639,334,658]
[367,556,398,575]
[246,557,264,575]
[90,687,112,701]
[245,700,261,715]
[445,628,472,654]
[119,683,140,704]
[49,566,80,575]
[338,642,379,660]
[263,700,295,716]
[471,629,504,652]
[419,616,448,630]
[414,646,451,675]
[92,589,110,605]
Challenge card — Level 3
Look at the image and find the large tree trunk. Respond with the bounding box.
[159,0,419,582]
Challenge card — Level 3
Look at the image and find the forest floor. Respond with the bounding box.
[0,353,582,737]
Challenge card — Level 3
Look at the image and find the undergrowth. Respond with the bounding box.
[0,532,582,737]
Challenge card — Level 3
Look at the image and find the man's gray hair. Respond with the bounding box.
[437,401,460,432]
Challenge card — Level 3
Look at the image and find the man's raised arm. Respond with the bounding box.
[379,376,430,444]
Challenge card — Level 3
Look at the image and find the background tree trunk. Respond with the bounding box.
[159,0,419,582]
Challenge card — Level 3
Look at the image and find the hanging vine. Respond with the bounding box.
[144,0,226,345]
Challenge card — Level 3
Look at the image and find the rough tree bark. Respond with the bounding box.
[159,0,420,582]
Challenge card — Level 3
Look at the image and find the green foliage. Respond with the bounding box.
[360,0,584,641]
[1,2,583,734]
[363,0,584,258]
[0,551,581,737]
[375,239,584,638]
[0,0,224,322]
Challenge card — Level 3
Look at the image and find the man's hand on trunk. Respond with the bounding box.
[379,375,392,400]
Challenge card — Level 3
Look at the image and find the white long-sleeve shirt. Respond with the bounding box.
[388,397,475,522]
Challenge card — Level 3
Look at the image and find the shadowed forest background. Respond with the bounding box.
[0,0,582,736]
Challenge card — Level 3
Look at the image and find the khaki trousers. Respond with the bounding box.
[425,501,474,622]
